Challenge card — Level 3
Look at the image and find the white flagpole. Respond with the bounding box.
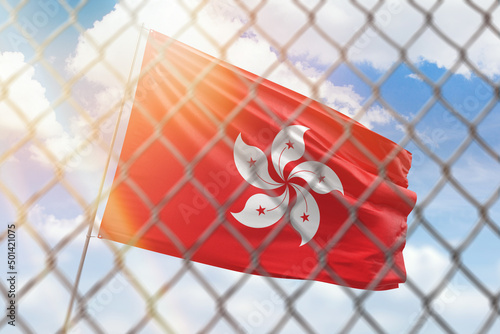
[63,23,146,332]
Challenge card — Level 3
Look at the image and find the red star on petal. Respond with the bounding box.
[285,140,294,149]
[300,213,309,222]
[248,157,257,167]
[318,175,325,183]
[256,205,266,215]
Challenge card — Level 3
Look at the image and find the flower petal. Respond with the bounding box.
[234,134,283,189]
[289,161,344,195]
[290,184,320,246]
[231,189,289,228]
[271,125,309,179]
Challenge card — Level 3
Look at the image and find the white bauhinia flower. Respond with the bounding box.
[231,125,344,246]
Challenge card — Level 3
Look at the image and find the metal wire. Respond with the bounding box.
[1,0,499,333]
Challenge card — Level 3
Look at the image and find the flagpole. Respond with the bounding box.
[63,23,146,332]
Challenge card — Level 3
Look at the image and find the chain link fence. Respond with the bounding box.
[1,0,499,333]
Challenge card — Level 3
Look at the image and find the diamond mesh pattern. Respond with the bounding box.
[1,0,499,333]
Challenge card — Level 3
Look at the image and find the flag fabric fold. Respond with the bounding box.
[99,30,417,290]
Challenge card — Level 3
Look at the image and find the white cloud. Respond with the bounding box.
[15,201,496,333]
[65,0,400,129]
[6,0,499,173]
[19,272,70,333]
[165,244,490,333]
[0,52,63,139]
[320,81,394,128]
[66,6,144,89]
[29,87,122,173]
[404,241,500,332]
[0,52,109,176]
[4,2,499,332]
[235,0,500,78]
[65,0,247,89]
[404,244,451,292]
[28,204,86,244]
[0,52,110,185]
[406,73,423,81]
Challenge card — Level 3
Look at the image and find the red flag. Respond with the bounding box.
[99,30,416,290]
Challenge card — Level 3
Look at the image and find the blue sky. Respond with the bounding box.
[1,0,500,333]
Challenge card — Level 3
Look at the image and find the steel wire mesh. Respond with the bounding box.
[1,0,499,333]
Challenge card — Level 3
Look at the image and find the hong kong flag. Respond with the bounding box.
[99,30,416,290]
